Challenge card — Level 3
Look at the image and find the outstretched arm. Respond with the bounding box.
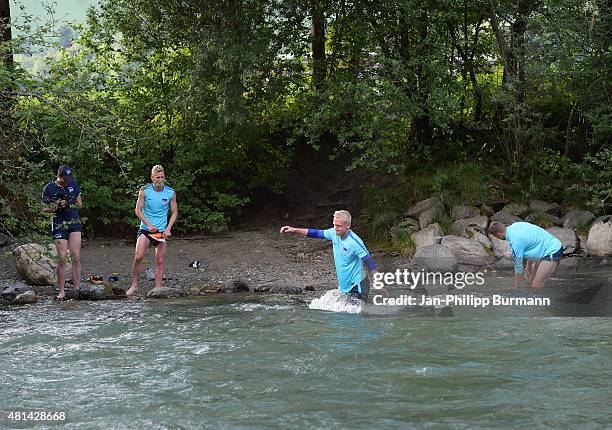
[280,226,309,236]
[280,226,326,238]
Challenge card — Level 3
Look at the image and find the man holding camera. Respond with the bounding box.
[42,165,83,299]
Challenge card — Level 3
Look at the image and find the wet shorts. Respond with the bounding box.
[51,221,82,240]
[138,229,163,247]
[348,277,371,303]
[542,247,563,262]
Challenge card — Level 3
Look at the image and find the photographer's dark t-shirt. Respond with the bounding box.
[42,180,81,229]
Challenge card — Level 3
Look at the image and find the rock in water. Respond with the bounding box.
[254,281,303,294]
[13,291,38,305]
[222,279,250,293]
[146,287,185,299]
[1,284,33,301]
[78,284,127,300]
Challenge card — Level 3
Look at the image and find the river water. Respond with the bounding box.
[1,284,611,430]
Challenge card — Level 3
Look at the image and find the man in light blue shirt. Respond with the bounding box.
[280,210,378,302]
[489,221,563,289]
[127,165,178,296]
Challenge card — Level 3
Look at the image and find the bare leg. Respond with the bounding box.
[525,261,539,285]
[531,260,559,289]
[55,239,68,298]
[127,235,150,296]
[68,232,82,291]
[153,243,167,290]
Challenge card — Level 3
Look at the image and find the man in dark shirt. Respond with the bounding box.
[42,165,83,299]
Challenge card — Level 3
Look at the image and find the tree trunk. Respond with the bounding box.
[311,0,326,91]
[0,0,12,68]
[411,8,432,148]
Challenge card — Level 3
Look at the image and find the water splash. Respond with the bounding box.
[308,290,363,314]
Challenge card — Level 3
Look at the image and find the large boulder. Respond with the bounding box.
[440,235,496,267]
[489,235,513,258]
[480,204,495,217]
[78,284,127,300]
[451,205,480,220]
[411,223,444,251]
[412,244,458,272]
[562,210,595,229]
[418,202,443,230]
[491,211,521,226]
[529,200,561,216]
[13,243,62,286]
[389,218,420,238]
[405,197,441,219]
[585,216,612,256]
[525,211,563,227]
[451,216,488,236]
[502,203,530,218]
[492,258,515,271]
[546,227,578,255]
[464,227,492,250]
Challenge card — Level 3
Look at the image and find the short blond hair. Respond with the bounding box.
[333,210,351,226]
[488,221,505,236]
[151,165,165,177]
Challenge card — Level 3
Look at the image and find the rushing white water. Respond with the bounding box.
[308,289,363,313]
[1,294,611,429]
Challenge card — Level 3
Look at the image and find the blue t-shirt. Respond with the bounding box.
[506,222,563,274]
[42,180,81,228]
[323,228,370,293]
[140,183,175,231]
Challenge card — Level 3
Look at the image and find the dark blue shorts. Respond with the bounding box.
[138,229,162,247]
[348,277,370,303]
[51,220,82,240]
[542,247,563,262]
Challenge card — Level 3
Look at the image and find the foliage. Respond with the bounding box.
[0,0,610,239]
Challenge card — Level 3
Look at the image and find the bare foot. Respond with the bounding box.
[57,293,65,300]
[126,285,138,296]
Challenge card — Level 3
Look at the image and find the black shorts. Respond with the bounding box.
[138,229,162,247]
[348,277,371,303]
[542,247,563,262]
[51,220,82,240]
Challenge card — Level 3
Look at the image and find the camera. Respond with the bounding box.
[56,191,72,212]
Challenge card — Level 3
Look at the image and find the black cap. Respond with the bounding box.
[58,165,73,180]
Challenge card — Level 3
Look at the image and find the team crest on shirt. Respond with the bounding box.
[342,246,349,255]
[68,187,74,192]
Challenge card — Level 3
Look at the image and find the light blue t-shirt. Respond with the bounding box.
[323,228,369,293]
[139,183,175,231]
[506,222,563,274]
